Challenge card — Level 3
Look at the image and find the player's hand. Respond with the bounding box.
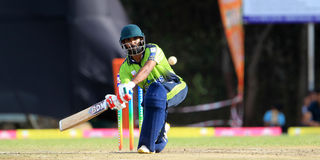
[117,81,135,103]
[105,94,126,110]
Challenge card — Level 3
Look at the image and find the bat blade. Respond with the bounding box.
[59,100,108,131]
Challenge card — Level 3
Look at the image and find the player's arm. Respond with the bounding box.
[117,60,156,103]
[131,45,163,84]
[118,46,159,103]
[132,60,156,85]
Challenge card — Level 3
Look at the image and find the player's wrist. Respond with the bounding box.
[127,81,136,89]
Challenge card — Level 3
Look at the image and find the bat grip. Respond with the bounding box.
[123,94,131,102]
[117,93,131,104]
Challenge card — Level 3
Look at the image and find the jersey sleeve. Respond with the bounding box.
[279,113,285,126]
[148,45,164,64]
[263,111,271,122]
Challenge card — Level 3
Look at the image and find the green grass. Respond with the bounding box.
[169,135,320,148]
[0,135,320,151]
[0,138,118,152]
[0,136,320,160]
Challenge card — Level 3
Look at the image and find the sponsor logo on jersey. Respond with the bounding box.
[150,47,156,53]
[148,47,157,61]
[157,76,164,83]
[131,70,136,76]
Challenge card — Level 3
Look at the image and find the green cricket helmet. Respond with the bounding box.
[119,24,145,56]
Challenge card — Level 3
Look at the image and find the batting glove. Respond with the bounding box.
[105,94,126,110]
[117,81,135,103]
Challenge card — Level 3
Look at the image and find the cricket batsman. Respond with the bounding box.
[105,24,188,153]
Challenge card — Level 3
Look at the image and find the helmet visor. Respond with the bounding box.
[120,37,145,56]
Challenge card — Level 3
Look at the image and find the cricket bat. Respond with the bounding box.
[59,100,109,131]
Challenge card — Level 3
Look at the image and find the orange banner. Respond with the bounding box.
[218,0,244,95]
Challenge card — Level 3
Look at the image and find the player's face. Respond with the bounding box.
[121,36,145,56]
[122,37,142,47]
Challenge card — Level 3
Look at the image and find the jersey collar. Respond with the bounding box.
[127,52,145,65]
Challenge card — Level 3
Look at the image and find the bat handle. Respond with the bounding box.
[123,94,131,102]
[117,93,131,104]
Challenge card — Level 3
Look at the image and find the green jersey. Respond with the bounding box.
[119,43,186,100]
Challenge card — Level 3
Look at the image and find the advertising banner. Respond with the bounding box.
[218,0,245,95]
[243,0,320,23]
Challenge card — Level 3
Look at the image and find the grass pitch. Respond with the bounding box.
[0,135,320,160]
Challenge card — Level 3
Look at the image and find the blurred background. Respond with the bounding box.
[0,0,319,131]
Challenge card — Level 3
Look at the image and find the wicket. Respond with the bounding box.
[128,90,134,150]
[117,74,144,151]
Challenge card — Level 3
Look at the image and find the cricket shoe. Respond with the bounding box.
[137,145,155,154]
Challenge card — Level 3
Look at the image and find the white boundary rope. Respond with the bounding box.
[169,95,242,113]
